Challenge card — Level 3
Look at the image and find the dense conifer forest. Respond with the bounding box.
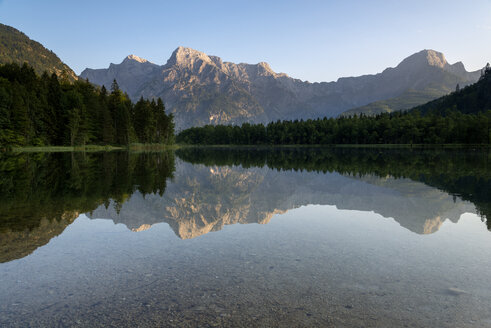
[177,66,491,146]
[0,63,174,148]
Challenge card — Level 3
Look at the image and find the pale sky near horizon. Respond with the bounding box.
[0,0,490,82]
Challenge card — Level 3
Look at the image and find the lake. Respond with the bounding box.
[0,148,490,327]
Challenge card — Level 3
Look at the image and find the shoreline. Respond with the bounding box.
[5,144,180,153]
[4,143,490,153]
[174,143,491,149]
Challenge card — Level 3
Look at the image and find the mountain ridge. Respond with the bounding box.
[81,47,481,129]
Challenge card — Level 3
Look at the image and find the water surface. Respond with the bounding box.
[0,148,490,327]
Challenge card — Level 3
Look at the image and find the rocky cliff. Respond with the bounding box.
[81,48,481,129]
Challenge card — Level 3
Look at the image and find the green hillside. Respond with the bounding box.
[0,23,77,81]
[342,88,446,116]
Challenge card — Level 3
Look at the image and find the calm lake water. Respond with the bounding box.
[0,148,490,327]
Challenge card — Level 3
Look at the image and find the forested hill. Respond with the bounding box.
[0,63,174,148]
[0,23,77,82]
[411,64,491,115]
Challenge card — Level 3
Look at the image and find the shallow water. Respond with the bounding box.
[0,148,490,327]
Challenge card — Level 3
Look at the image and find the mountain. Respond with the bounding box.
[79,54,161,96]
[80,48,480,129]
[342,50,482,116]
[409,64,491,115]
[0,23,77,81]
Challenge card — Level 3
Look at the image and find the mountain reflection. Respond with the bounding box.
[177,147,491,223]
[0,148,489,262]
[91,147,489,238]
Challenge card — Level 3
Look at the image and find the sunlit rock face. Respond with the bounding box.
[89,163,475,238]
[80,48,480,130]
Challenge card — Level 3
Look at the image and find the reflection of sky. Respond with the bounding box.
[0,0,489,81]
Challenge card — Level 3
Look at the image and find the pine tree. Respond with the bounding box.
[111,79,119,93]
[155,97,174,144]
[0,81,15,147]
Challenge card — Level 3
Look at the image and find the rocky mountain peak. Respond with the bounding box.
[166,46,213,67]
[397,49,448,70]
[445,61,468,76]
[423,49,447,68]
[123,54,150,64]
[257,61,274,73]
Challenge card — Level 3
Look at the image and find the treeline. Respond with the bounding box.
[0,62,174,147]
[177,67,491,146]
[177,110,491,145]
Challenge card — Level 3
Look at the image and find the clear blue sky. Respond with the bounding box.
[1,0,490,82]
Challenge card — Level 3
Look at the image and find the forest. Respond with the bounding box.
[176,110,491,145]
[177,66,491,146]
[0,63,174,148]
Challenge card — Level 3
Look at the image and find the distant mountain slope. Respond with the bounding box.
[0,23,77,81]
[80,54,161,96]
[342,51,482,116]
[410,64,491,115]
[342,89,452,116]
[81,48,480,129]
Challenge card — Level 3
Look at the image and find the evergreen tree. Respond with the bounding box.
[111,79,119,93]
